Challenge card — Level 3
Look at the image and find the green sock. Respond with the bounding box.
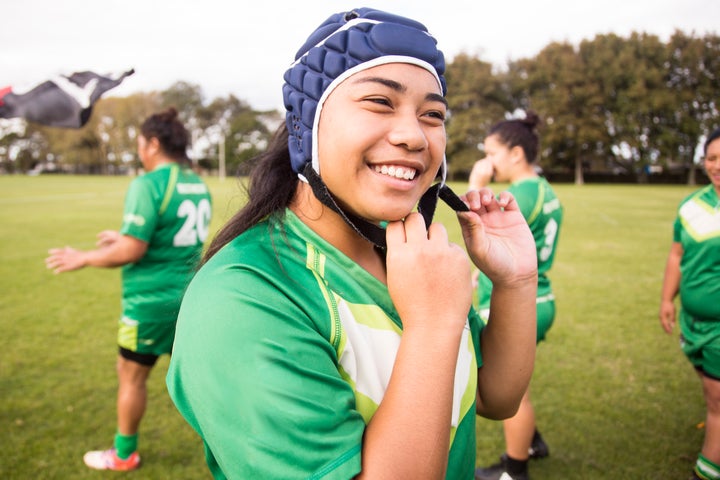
[114,432,138,460]
[696,453,720,480]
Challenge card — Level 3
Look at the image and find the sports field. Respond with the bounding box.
[0,175,705,479]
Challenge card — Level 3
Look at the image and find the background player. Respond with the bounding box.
[660,127,720,480]
[471,111,563,480]
[46,107,212,471]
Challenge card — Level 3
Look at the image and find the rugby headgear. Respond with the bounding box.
[282,8,467,247]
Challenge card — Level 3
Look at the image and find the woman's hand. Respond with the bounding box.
[458,188,537,288]
[659,300,677,334]
[45,247,87,273]
[385,212,472,333]
[468,158,494,191]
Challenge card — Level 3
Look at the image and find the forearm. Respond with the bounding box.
[47,235,146,273]
[660,243,683,308]
[476,278,537,419]
[81,246,135,268]
[658,244,682,333]
[660,256,680,303]
[358,327,463,479]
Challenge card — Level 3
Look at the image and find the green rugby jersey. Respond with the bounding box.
[673,184,720,320]
[119,163,211,324]
[167,209,483,479]
[478,177,563,312]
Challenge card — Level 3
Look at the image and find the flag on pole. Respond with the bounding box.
[0,69,134,128]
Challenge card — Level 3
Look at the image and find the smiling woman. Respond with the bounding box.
[166,7,539,479]
[659,127,720,480]
[312,63,447,228]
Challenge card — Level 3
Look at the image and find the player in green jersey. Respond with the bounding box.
[167,8,538,479]
[471,112,562,480]
[46,108,211,471]
[660,127,720,480]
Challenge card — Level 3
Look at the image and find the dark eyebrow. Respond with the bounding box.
[426,92,448,108]
[352,76,448,107]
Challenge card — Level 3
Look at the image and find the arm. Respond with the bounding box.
[457,188,537,419]
[45,231,147,273]
[659,242,683,334]
[357,213,472,479]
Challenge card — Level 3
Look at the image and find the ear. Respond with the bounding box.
[509,145,525,165]
[147,136,162,154]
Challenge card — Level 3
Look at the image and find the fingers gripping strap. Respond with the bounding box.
[417,183,470,228]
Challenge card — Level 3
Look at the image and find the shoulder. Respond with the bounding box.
[192,219,317,301]
[130,169,168,191]
[678,185,712,209]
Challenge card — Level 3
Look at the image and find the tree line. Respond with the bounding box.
[1,29,718,184]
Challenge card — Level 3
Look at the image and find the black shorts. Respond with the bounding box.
[119,346,159,367]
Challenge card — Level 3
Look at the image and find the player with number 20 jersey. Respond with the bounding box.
[120,162,211,355]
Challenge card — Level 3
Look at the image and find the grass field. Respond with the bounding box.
[0,175,706,479]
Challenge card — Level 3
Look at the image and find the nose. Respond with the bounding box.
[387,112,428,152]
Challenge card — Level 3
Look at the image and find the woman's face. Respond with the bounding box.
[316,63,447,223]
[705,137,720,190]
[482,134,513,183]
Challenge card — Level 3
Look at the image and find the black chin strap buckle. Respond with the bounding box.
[417,182,470,228]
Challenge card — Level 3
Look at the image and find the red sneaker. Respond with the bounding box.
[83,448,141,471]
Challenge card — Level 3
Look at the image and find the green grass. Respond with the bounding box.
[0,176,704,479]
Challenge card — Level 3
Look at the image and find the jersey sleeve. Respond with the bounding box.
[120,177,159,242]
[167,263,363,479]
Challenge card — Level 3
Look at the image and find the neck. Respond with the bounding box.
[145,156,175,172]
[290,182,387,283]
[510,163,538,183]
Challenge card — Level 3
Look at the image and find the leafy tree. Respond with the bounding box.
[510,41,606,184]
[445,53,509,179]
[664,31,720,183]
[92,92,162,174]
[3,31,718,185]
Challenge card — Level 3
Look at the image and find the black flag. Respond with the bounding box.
[0,69,134,128]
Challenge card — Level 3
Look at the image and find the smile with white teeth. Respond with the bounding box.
[374,164,417,180]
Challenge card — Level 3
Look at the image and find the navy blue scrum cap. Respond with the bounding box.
[281,8,467,248]
[282,7,446,176]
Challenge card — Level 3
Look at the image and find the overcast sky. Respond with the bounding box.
[2,0,718,111]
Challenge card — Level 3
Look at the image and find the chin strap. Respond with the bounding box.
[302,163,469,249]
[303,164,387,246]
[417,181,469,229]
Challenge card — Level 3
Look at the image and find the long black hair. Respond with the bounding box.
[203,126,297,262]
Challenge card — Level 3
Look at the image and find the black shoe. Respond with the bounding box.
[528,429,549,459]
[475,454,529,480]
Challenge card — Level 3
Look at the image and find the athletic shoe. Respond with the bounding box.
[475,454,529,480]
[83,448,141,471]
[528,429,549,459]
